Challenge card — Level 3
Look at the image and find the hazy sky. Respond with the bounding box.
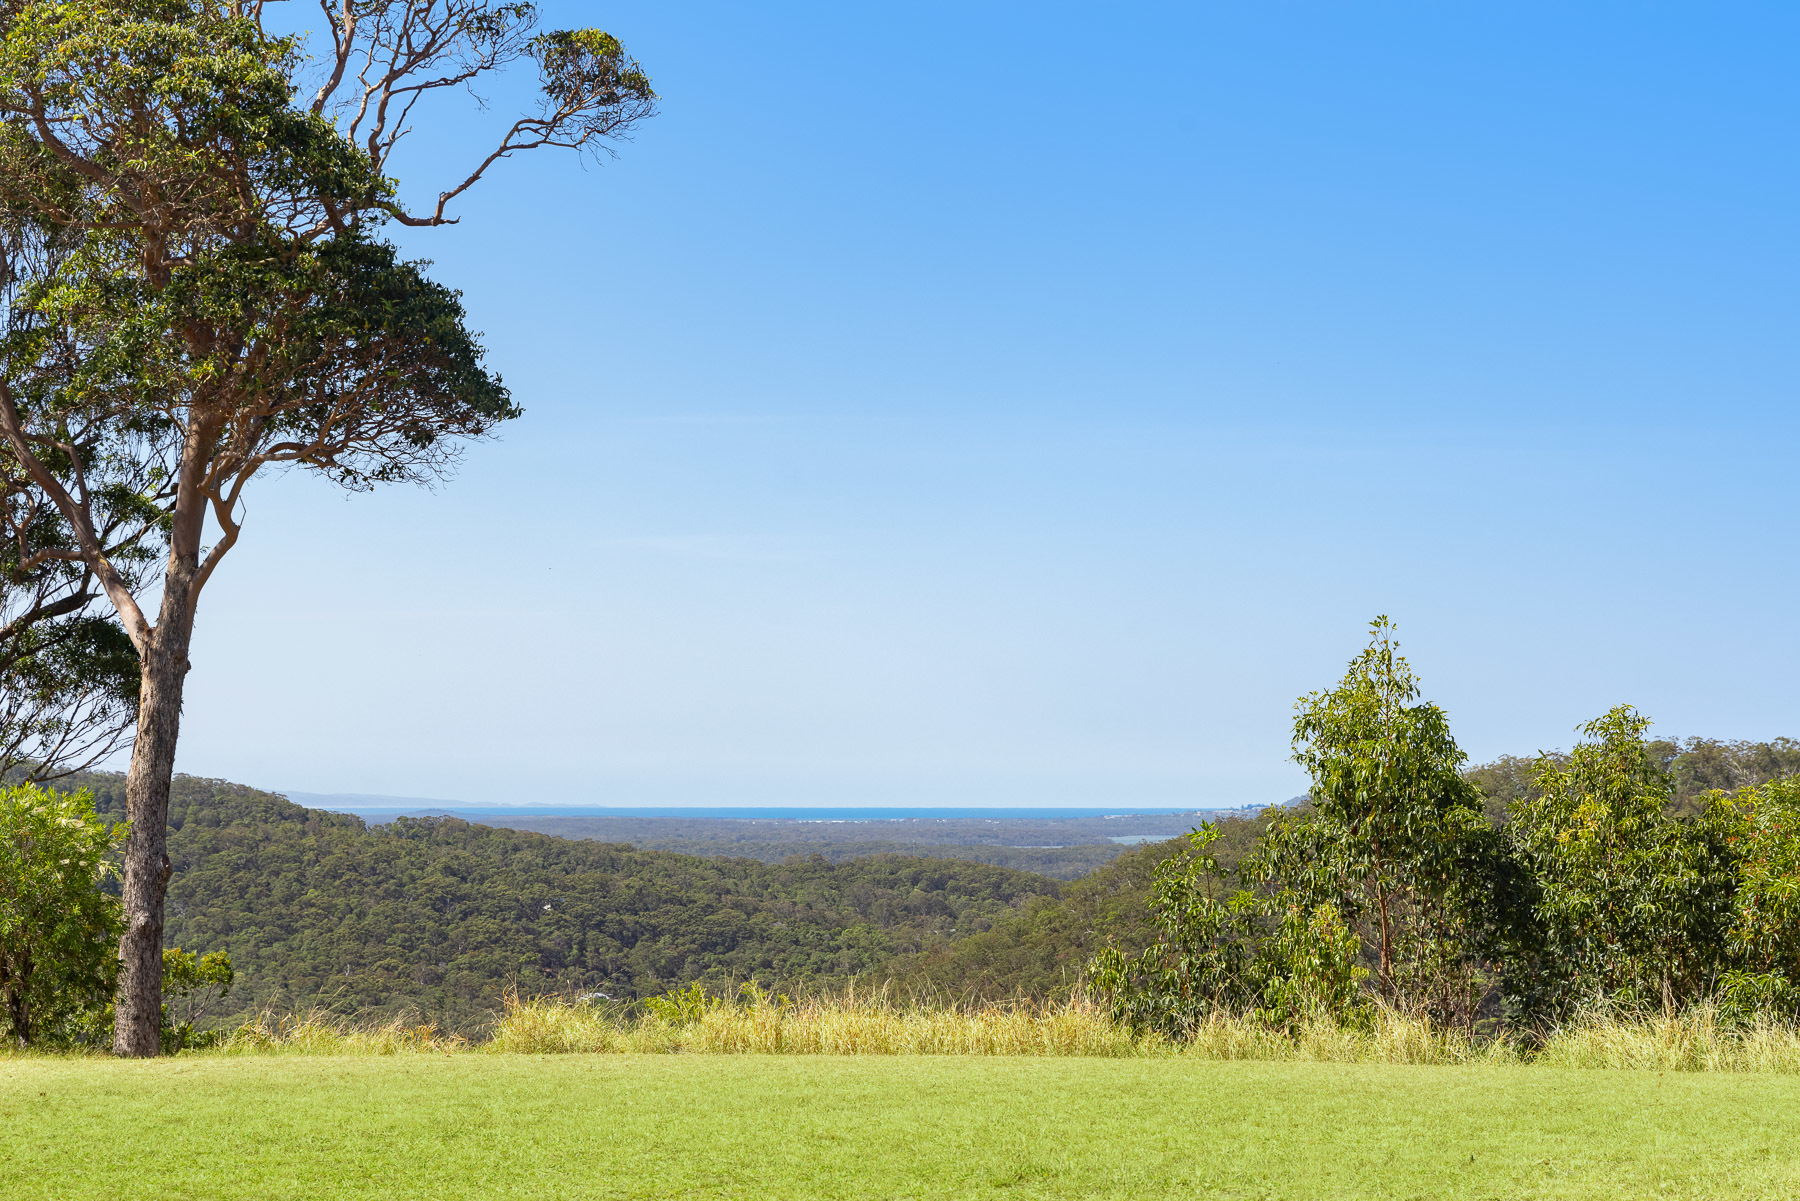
[172,2,1798,807]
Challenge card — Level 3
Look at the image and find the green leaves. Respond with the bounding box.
[1503,705,1735,1018]
[1087,822,1382,1037]
[1259,617,1493,1020]
[1089,823,1264,1037]
[0,782,124,1046]
[643,981,717,1025]
[158,944,232,1051]
[532,28,656,112]
[0,0,320,235]
[1255,900,1370,1032]
[1704,775,1800,1022]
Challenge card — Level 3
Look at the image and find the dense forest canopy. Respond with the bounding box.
[64,774,1060,1031]
[1467,737,1800,819]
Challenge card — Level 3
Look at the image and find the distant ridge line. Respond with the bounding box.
[278,794,1293,823]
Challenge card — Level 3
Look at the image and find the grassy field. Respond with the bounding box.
[7,1056,1800,1199]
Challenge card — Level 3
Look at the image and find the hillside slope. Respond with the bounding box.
[386,811,1273,882]
[70,775,1062,1030]
[471,823,1127,880]
[874,815,1269,1001]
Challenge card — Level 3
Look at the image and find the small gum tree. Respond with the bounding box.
[0,0,655,1055]
[1250,617,1497,1023]
[1090,619,1491,1034]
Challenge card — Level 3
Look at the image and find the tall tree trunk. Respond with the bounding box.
[111,565,197,1058]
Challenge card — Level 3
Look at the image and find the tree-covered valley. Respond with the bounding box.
[67,774,1062,1031]
[35,729,1792,1036]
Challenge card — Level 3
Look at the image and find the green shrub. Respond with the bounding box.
[161,948,234,1052]
[0,785,123,1047]
[1088,823,1261,1037]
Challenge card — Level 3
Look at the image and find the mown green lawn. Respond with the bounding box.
[6,1055,1799,1199]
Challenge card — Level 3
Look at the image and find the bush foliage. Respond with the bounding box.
[1092,619,1800,1039]
[0,784,122,1046]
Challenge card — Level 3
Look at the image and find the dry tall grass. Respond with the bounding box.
[1172,1009,1518,1066]
[218,1009,467,1055]
[484,992,1514,1062]
[488,991,1157,1056]
[1537,1005,1800,1073]
[199,993,1800,1072]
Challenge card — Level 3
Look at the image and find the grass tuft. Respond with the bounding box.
[218,1008,467,1055]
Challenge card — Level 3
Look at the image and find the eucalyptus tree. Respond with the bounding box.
[0,0,655,1054]
[1093,620,1505,1032]
[1249,617,1498,1022]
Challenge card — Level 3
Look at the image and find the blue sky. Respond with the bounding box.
[177,2,1798,806]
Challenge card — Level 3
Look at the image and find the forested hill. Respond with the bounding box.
[346,810,1260,881]
[67,774,1062,1031]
